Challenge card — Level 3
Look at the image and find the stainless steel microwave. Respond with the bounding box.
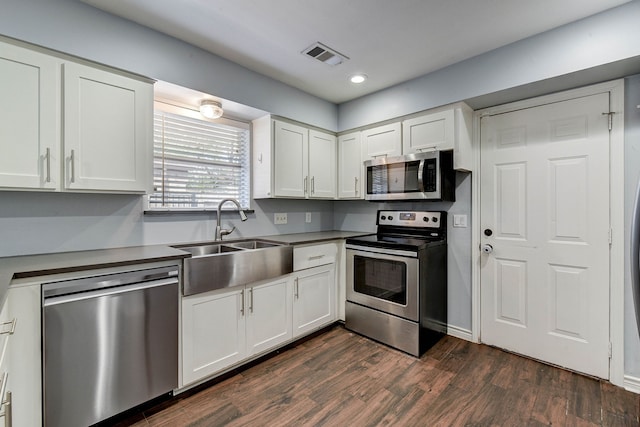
[364,151,455,201]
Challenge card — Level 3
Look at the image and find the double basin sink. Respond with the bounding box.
[173,239,293,296]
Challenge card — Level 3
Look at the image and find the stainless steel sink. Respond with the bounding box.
[173,239,293,296]
[179,244,243,257]
[226,240,280,250]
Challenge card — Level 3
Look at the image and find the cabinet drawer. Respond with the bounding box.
[294,243,337,271]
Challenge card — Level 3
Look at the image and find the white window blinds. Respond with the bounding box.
[149,103,250,210]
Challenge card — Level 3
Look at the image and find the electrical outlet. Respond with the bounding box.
[274,213,288,224]
[305,212,312,223]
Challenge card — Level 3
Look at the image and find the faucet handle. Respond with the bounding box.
[220,226,236,237]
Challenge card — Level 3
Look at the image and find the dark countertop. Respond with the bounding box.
[0,245,189,308]
[0,230,369,309]
[257,230,370,245]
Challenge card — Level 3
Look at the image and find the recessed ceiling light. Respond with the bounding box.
[350,74,367,84]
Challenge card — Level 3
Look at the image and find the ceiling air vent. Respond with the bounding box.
[302,42,348,66]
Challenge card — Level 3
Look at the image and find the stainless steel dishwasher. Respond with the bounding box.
[42,265,179,427]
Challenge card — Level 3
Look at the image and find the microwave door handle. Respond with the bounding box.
[417,159,425,192]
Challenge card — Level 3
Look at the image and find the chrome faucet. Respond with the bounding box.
[215,199,248,240]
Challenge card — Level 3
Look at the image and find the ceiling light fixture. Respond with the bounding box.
[199,100,223,119]
[350,74,367,84]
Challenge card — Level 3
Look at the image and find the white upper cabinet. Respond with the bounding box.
[402,102,473,171]
[308,130,336,199]
[361,122,402,161]
[0,39,153,193]
[337,131,363,199]
[63,62,152,192]
[253,117,336,199]
[0,42,60,190]
[273,120,308,198]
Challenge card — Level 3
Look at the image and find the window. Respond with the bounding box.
[149,102,250,210]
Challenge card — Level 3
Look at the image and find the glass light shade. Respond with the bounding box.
[200,100,224,119]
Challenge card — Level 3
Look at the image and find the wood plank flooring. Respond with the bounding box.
[111,325,639,426]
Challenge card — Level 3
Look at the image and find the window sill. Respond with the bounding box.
[144,209,254,215]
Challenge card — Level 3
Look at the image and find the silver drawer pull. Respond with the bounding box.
[0,387,12,427]
[308,255,325,261]
[0,319,16,335]
[45,147,51,183]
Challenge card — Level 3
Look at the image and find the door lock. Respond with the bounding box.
[481,244,493,254]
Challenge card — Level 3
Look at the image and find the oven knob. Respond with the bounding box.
[423,216,429,222]
[381,215,386,220]
[432,217,438,223]
[388,215,393,220]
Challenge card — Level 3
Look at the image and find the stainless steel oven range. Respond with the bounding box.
[345,210,447,356]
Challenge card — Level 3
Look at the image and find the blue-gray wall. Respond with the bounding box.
[338,1,640,131]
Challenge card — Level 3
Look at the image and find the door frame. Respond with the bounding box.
[471,79,625,386]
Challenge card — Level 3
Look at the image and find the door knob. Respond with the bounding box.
[481,244,493,254]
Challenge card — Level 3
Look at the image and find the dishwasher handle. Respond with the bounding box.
[43,277,178,307]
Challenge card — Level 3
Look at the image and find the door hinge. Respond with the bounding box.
[608,342,612,359]
[602,111,616,131]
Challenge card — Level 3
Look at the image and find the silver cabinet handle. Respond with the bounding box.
[45,147,51,183]
[354,177,358,195]
[69,149,76,183]
[240,289,245,316]
[294,278,299,299]
[0,319,16,335]
[303,177,308,195]
[311,176,315,195]
[249,288,254,313]
[0,388,11,427]
[308,255,325,261]
[0,372,10,427]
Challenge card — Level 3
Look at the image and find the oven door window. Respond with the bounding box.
[353,255,407,305]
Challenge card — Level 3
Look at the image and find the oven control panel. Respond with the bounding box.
[377,210,442,228]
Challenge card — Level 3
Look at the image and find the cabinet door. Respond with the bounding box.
[182,288,246,386]
[246,277,293,356]
[63,62,152,193]
[338,132,363,199]
[4,284,42,427]
[361,122,401,161]
[308,130,336,199]
[0,42,59,190]
[293,264,336,338]
[273,120,308,197]
[402,109,454,154]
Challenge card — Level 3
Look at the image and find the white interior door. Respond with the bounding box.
[480,93,611,379]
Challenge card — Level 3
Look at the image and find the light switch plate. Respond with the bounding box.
[305,212,312,223]
[453,214,468,228]
[274,213,287,224]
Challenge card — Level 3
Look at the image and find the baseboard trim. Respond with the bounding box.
[447,324,473,342]
[623,374,640,394]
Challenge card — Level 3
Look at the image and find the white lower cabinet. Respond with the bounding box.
[1,283,42,427]
[292,263,336,338]
[182,287,246,386]
[246,277,293,357]
[181,256,337,388]
[181,276,294,387]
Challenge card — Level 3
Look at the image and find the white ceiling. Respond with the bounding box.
[81,0,631,104]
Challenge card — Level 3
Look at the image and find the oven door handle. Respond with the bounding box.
[346,244,418,258]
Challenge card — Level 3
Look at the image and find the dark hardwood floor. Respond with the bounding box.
[114,325,639,426]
